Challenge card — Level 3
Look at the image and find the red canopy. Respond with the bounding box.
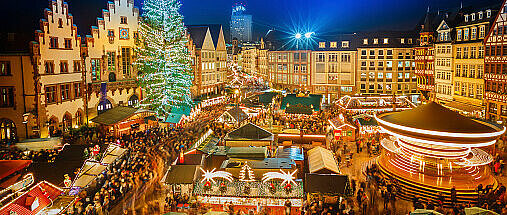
[0,160,31,181]
[0,181,62,215]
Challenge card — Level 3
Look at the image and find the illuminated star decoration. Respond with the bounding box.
[262,169,298,186]
[200,168,233,183]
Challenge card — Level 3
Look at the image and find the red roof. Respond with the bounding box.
[0,160,31,181]
[0,181,62,215]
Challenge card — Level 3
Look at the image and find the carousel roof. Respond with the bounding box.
[379,102,500,134]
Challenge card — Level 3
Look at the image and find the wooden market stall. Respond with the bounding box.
[90,106,156,137]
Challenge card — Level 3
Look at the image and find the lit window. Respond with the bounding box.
[330,42,337,48]
[401,38,405,44]
[319,42,325,48]
[341,41,349,48]
[363,39,368,44]
[479,11,483,19]
[383,38,389,44]
[465,15,469,22]
[373,38,378,44]
[471,13,475,21]
[487,10,491,18]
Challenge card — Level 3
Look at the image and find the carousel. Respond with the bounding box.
[337,95,415,113]
[375,102,505,203]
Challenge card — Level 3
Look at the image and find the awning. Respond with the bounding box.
[165,113,184,124]
[442,101,483,114]
[100,144,127,165]
[0,160,31,180]
[72,161,108,188]
[304,173,350,196]
[91,106,151,125]
[307,147,340,174]
[164,165,199,184]
[225,123,273,141]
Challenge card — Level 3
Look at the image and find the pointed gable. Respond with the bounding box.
[486,0,507,43]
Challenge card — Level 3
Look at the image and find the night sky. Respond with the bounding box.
[1,0,501,42]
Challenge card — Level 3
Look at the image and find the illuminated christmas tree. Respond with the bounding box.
[239,163,256,182]
[135,0,193,116]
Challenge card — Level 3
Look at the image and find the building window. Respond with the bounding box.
[60,61,68,73]
[471,13,476,21]
[470,65,476,78]
[383,38,389,44]
[479,11,483,19]
[91,59,101,81]
[73,60,81,72]
[319,42,325,48]
[45,86,57,103]
[120,16,127,24]
[61,84,70,101]
[107,52,116,71]
[456,47,462,59]
[363,39,368,45]
[74,83,82,98]
[471,47,477,58]
[0,87,14,108]
[97,99,112,114]
[121,47,131,76]
[0,61,11,76]
[463,47,469,59]
[341,53,350,62]
[330,42,337,48]
[373,38,378,44]
[119,28,129,40]
[45,61,54,74]
[457,30,462,40]
[58,18,63,28]
[128,94,139,106]
[464,28,469,40]
[471,28,477,40]
[456,64,461,76]
[329,54,338,62]
[49,37,58,48]
[478,65,484,78]
[465,15,469,22]
[317,53,325,62]
[479,26,486,38]
[401,38,405,44]
[479,46,484,58]
[64,38,72,49]
[341,41,349,48]
[487,10,491,18]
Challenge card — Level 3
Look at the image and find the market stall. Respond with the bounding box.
[224,123,274,147]
[70,161,108,193]
[100,144,127,165]
[337,95,416,113]
[90,106,156,137]
[307,147,340,174]
[0,181,62,215]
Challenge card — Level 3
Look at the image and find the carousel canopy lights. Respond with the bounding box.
[200,168,233,183]
[295,33,302,39]
[304,32,314,38]
[261,169,298,186]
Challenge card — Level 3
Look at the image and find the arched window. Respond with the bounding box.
[48,117,58,137]
[0,119,16,142]
[108,72,116,82]
[128,94,139,106]
[76,111,83,126]
[97,99,113,114]
[62,114,72,131]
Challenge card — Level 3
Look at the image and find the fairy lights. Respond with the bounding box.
[200,168,233,183]
[262,169,298,186]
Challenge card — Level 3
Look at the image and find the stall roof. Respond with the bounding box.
[221,158,294,169]
[165,113,184,124]
[91,106,151,125]
[0,181,62,215]
[225,106,249,123]
[0,160,31,180]
[275,147,304,161]
[307,147,340,174]
[72,161,108,187]
[225,123,273,141]
[304,174,350,195]
[101,144,127,165]
[226,147,267,159]
[164,165,199,184]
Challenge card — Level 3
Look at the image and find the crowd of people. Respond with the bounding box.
[0,147,61,162]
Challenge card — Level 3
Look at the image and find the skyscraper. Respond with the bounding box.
[230,3,252,42]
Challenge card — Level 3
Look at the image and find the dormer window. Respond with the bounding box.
[330,42,337,48]
[363,39,368,45]
[383,38,389,44]
[408,38,413,44]
[479,12,483,19]
[319,42,325,48]
[471,13,475,21]
[342,41,349,48]
[373,38,378,44]
[465,15,469,22]
[487,10,491,18]
[401,38,405,44]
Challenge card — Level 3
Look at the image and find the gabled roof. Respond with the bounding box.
[164,165,199,184]
[225,106,249,123]
[305,174,350,196]
[187,24,223,49]
[0,160,31,181]
[307,146,340,174]
[187,25,208,49]
[91,106,150,125]
[225,123,273,141]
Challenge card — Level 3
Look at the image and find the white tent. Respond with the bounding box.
[100,144,127,165]
[307,146,340,174]
[72,161,108,188]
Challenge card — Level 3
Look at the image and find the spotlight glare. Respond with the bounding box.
[295,33,302,39]
[305,32,314,38]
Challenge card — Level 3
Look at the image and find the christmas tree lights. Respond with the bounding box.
[135,0,193,117]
